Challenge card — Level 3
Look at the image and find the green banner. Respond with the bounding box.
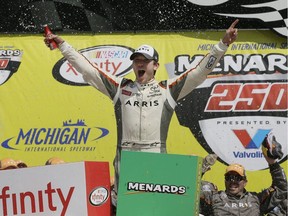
[117,151,202,215]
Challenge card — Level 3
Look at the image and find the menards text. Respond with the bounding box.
[175,53,287,74]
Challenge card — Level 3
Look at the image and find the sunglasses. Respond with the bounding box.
[225,175,245,182]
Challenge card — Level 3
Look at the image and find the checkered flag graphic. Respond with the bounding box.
[215,0,288,37]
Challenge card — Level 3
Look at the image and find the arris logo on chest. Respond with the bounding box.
[125,100,159,107]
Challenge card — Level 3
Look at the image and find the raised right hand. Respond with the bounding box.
[43,34,64,49]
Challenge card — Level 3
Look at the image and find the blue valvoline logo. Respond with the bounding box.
[232,129,271,149]
[1,119,109,152]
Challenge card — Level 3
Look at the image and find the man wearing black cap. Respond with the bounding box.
[44,20,239,207]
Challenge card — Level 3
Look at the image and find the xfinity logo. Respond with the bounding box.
[89,187,109,206]
[0,182,74,216]
[53,45,134,86]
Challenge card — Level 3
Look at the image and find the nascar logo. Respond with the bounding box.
[53,45,134,85]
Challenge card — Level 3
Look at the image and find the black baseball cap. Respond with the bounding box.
[130,44,159,62]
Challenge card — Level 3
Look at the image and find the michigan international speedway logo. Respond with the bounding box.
[1,119,109,152]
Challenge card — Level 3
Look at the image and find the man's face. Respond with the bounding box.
[132,54,159,84]
[224,172,247,196]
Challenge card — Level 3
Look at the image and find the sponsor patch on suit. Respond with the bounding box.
[206,55,217,69]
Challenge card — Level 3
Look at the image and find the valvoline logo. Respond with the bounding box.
[1,119,109,152]
[52,45,134,86]
[173,52,288,171]
[233,129,271,149]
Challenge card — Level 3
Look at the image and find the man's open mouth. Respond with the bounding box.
[138,70,145,77]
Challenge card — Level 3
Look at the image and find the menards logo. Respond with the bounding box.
[127,182,186,195]
[174,53,287,75]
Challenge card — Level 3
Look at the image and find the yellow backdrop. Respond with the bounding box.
[0,30,287,192]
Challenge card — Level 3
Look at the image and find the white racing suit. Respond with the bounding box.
[59,40,228,198]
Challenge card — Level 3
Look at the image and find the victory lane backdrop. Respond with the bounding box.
[0,30,287,191]
[0,34,117,171]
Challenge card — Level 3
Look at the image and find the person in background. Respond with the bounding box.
[44,19,239,208]
[266,197,287,216]
[15,160,28,168]
[199,154,218,216]
[263,133,287,216]
[45,157,65,165]
[0,158,17,170]
[199,132,287,216]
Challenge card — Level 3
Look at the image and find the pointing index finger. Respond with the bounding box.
[229,19,239,29]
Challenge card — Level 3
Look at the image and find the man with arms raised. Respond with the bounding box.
[44,20,239,207]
